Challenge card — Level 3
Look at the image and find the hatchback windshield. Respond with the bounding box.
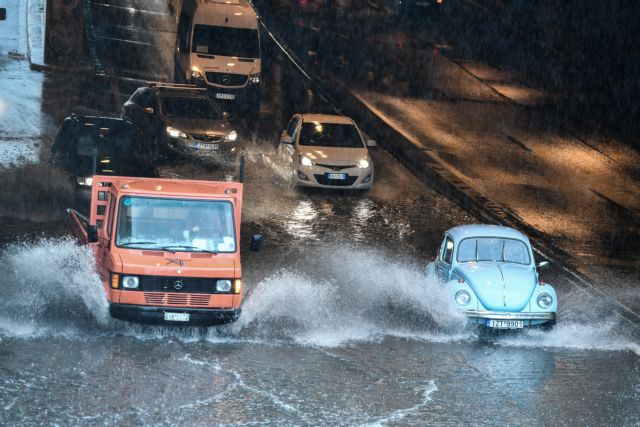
[115,197,236,252]
[192,25,259,58]
[457,237,530,265]
[299,122,364,148]
[162,96,221,120]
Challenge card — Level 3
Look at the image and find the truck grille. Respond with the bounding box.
[206,72,248,86]
[144,292,211,307]
[138,276,217,293]
[314,175,358,186]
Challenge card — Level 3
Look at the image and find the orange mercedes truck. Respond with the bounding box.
[68,175,245,326]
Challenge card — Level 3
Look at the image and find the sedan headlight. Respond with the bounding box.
[249,73,260,84]
[537,293,553,309]
[455,290,471,306]
[166,126,187,138]
[216,279,232,292]
[300,155,314,167]
[224,130,238,142]
[357,158,370,169]
[122,275,139,289]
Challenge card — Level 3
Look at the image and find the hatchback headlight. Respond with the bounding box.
[216,279,232,292]
[249,73,260,84]
[122,276,139,289]
[224,130,238,142]
[357,158,370,169]
[537,293,553,309]
[455,290,471,306]
[300,155,314,167]
[166,126,187,138]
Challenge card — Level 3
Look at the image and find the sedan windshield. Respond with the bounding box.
[457,237,530,265]
[192,25,259,58]
[299,122,364,148]
[162,97,222,119]
[115,197,236,253]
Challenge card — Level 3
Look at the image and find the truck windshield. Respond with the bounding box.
[115,196,236,253]
[299,122,364,148]
[192,25,259,58]
[162,96,222,119]
[457,238,530,265]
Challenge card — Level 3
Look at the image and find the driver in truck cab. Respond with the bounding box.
[67,175,246,325]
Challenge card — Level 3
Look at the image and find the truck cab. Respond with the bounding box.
[68,175,244,325]
[175,0,261,111]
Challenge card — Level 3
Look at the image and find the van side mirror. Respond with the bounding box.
[537,261,549,269]
[144,107,154,114]
[87,225,99,243]
[250,234,263,252]
[367,139,377,147]
[280,131,293,144]
[0,8,6,21]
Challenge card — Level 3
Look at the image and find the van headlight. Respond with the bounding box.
[216,279,232,292]
[300,155,314,167]
[537,293,553,309]
[122,276,139,289]
[249,73,260,84]
[224,130,238,142]
[166,126,187,138]
[357,158,370,169]
[455,290,471,306]
[76,176,93,187]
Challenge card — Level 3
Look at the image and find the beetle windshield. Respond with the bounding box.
[115,196,236,252]
[457,238,530,265]
[299,122,365,148]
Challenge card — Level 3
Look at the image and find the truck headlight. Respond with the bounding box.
[300,155,313,167]
[216,279,232,292]
[537,293,553,309]
[249,73,260,84]
[122,275,139,289]
[357,158,370,169]
[166,126,187,138]
[455,290,471,306]
[224,130,238,142]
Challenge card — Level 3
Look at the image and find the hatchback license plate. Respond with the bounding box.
[487,319,523,329]
[215,93,236,100]
[326,173,346,180]
[164,312,190,322]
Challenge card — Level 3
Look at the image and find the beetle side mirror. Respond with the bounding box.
[280,131,294,144]
[250,234,263,252]
[87,225,99,243]
[144,107,154,114]
[367,139,377,147]
[537,261,550,269]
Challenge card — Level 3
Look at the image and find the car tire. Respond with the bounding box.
[540,320,556,332]
[174,62,184,84]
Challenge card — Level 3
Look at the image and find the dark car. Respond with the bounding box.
[121,83,238,158]
[51,114,155,187]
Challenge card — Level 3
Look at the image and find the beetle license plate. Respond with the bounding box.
[326,173,346,180]
[215,93,236,100]
[164,312,190,322]
[487,319,523,329]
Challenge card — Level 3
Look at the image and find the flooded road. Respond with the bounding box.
[0,0,639,425]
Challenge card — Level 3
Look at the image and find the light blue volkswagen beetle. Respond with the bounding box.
[434,224,557,330]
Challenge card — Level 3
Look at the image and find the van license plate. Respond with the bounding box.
[164,312,190,322]
[326,173,346,180]
[487,319,523,329]
[215,93,236,100]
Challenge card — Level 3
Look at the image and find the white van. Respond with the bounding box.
[175,0,261,111]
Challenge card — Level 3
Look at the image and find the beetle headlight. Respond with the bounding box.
[122,275,139,289]
[537,293,553,309]
[224,130,238,142]
[300,155,314,167]
[357,158,370,169]
[166,126,187,138]
[216,279,232,292]
[455,290,471,306]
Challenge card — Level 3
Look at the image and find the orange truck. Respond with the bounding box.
[68,175,252,325]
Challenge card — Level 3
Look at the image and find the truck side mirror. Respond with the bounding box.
[87,225,99,243]
[0,8,6,21]
[250,234,263,252]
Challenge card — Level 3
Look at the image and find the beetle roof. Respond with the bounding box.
[446,224,530,242]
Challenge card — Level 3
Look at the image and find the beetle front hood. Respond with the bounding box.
[454,263,536,311]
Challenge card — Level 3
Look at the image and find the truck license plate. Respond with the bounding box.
[164,312,190,322]
[215,93,236,100]
[326,173,346,180]
[487,319,524,329]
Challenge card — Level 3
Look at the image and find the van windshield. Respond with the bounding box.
[115,196,236,253]
[192,25,259,58]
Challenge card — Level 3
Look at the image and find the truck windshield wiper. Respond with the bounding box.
[120,241,159,247]
[161,245,218,254]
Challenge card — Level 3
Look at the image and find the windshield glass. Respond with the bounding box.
[457,237,530,265]
[192,25,259,58]
[115,196,236,252]
[299,122,364,148]
[161,96,221,119]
